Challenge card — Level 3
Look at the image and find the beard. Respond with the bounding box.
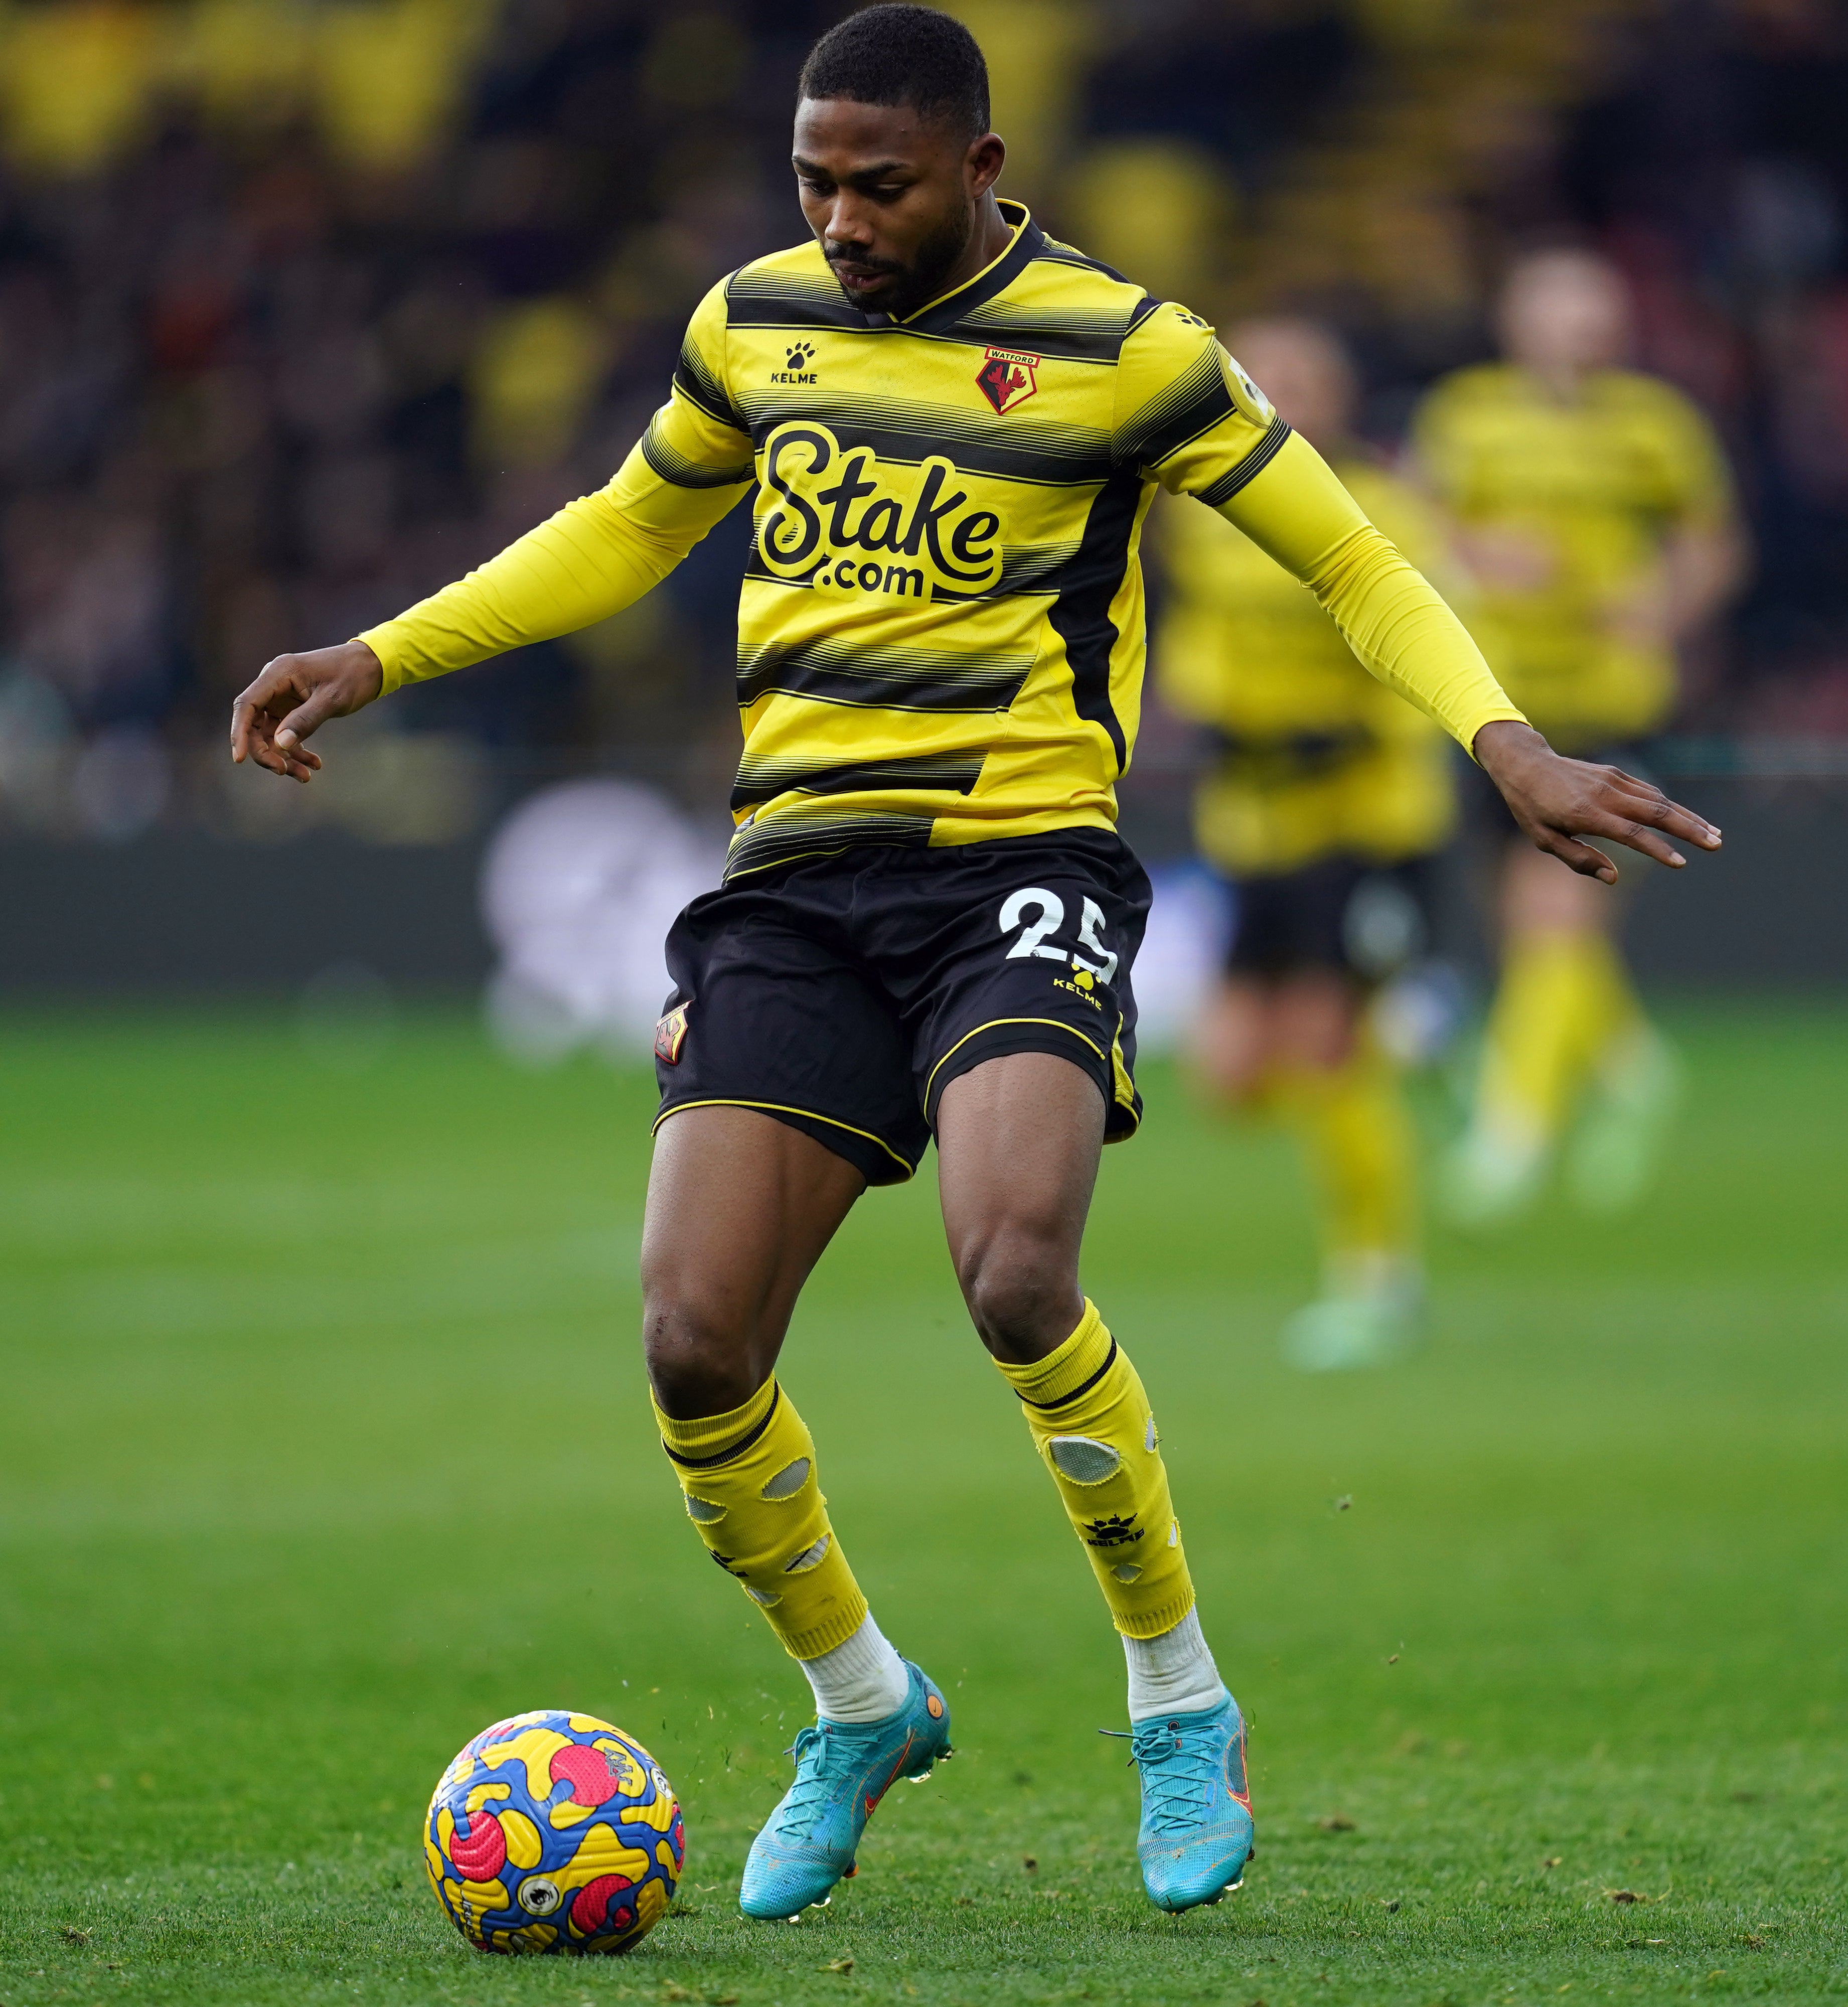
[827,202,974,319]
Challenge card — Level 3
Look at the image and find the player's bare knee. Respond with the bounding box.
[641,1288,767,1419]
[956,1227,1082,1362]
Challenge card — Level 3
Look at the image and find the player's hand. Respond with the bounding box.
[1472,720,1721,885]
[230,641,384,782]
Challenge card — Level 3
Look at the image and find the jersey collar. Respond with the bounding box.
[873,198,1042,337]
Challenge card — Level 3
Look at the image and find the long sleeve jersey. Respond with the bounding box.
[361,200,1523,880]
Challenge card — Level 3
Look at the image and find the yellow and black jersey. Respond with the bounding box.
[1155,457,1456,875]
[1414,362,1735,746]
[361,201,1522,879]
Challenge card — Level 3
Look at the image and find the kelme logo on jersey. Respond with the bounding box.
[976,346,1039,414]
[757,421,1004,599]
[771,341,818,385]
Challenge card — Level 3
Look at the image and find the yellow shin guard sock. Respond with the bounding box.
[994,1302,1194,1639]
[1478,930,1640,1149]
[1280,1047,1420,1297]
[653,1379,868,1661]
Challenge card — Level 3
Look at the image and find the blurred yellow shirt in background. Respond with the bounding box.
[1156,458,1456,877]
[1413,364,1734,749]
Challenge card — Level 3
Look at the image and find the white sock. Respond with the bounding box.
[1124,1607,1230,1722]
[799,1612,910,1724]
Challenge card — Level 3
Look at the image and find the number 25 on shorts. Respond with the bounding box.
[999,887,1119,984]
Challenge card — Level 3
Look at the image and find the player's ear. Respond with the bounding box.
[966,131,1004,199]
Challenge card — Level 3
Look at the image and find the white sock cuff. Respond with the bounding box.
[799,1611,910,1724]
[1124,1606,1230,1722]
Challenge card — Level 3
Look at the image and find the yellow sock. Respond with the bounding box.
[994,1303,1194,1640]
[653,1379,868,1661]
[1274,1044,1418,1295]
[1478,931,1642,1148]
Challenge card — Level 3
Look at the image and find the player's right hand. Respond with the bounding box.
[230,640,384,782]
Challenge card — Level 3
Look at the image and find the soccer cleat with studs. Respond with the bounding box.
[1124,1694,1255,1912]
[739,1659,952,1921]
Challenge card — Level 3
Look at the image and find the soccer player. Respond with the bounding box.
[231,7,1720,1920]
[1155,318,1454,1372]
[1416,250,1747,1223]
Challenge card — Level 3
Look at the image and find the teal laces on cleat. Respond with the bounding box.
[1125,1694,1255,1912]
[739,1660,951,1921]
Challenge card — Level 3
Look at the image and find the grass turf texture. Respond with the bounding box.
[0,1003,1842,2007]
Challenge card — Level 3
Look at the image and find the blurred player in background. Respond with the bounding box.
[1157,320,1454,1371]
[1417,250,1748,1224]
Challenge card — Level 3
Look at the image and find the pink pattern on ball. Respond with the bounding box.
[548,1743,620,1806]
[446,1807,507,1881]
[570,1872,635,1935]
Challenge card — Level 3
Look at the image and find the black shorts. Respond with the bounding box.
[653,828,1150,1187]
[1226,854,1435,983]
[1460,739,1655,842]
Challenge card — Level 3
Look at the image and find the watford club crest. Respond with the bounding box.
[976,345,1040,414]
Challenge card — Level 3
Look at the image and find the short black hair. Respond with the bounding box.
[798,5,990,142]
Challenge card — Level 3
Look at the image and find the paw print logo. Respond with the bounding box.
[1081,1514,1144,1548]
[786,341,816,369]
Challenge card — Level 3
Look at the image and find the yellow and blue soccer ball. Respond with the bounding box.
[424,1710,684,1955]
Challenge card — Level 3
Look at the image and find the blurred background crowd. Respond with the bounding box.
[3,0,1846,852]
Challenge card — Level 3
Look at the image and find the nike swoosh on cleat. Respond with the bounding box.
[865,1735,916,1815]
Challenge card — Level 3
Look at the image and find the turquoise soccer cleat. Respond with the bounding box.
[739,1660,952,1921]
[1132,1694,1255,1912]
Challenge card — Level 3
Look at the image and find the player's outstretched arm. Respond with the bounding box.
[1203,433,1720,883]
[1472,719,1720,884]
[231,640,384,782]
[229,275,754,783]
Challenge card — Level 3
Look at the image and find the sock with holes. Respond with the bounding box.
[653,1378,868,1661]
[993,1300,1195,1639]
[798,1612,910,1724]
[1123,1607,1229,1722]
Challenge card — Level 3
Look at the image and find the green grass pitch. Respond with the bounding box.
[1,1002,1843,2007]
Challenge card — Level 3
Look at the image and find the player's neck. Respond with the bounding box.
[928,193,1015,309]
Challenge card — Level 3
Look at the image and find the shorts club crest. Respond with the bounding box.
[654,1005,690,1065]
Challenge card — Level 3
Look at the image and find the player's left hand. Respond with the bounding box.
[1472,720,1721,885]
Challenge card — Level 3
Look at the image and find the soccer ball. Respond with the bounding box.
[423,1709,684,1955]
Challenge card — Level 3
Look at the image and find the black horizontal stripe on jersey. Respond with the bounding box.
[736,392,1114,486]
[736,637,1034,712]
[1115,346,1236,473]
[730,749,986,811]
[929,538,1084,604]
[674,336,748,431]
[724,808,935,881]
[1033,234,1132,285]
[1047,466,1143,772]
[954,300,1129,365]
[1194,414,1294,506]
[726,288,873,336]
[725,294,1118,364]
[642,415,753,489]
